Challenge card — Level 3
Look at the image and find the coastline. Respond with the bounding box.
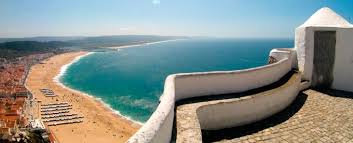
[26,51,140,143]
[54,39,187,124]
[104,39,184,49]
[53,53,144,125]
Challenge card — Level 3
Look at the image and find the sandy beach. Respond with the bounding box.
[25,51,140,143]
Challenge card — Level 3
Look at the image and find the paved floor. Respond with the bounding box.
[202,89,353,143]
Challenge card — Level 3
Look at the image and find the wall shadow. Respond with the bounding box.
[313,88,353,99]
[201,92,308,143]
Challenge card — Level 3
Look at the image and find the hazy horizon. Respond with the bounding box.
[1,0,352,38]
[0,35,295,39]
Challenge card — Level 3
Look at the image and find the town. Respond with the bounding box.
[0,51,60,142]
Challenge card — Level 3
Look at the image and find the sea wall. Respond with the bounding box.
[128,56,294,143]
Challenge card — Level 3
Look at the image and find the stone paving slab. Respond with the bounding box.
[203,89,353,143]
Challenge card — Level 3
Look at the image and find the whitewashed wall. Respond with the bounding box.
[270,48,297,69]
[295,27,313,81]
[197,73,300,130]
[127,75,176,143]
[127,57,294,143]
[173,58,291,101]
[332,28,353,92]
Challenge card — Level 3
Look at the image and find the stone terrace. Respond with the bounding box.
[202,89,353,143]
[174,71,299,143]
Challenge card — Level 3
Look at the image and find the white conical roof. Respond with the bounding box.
[300,7,352,27]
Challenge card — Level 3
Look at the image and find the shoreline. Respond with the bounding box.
[104,39,184,49]
[53,51,144,125]
[26,51,140,143]
[53,53,144,124]
[53,52,95,84]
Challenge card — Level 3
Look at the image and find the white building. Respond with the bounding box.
[295,7,353,91]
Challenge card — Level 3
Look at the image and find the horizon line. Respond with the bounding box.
[0,35,294,40]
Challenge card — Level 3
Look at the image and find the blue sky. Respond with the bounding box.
[0,0,352,38]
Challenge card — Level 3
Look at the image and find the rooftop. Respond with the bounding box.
[300,7,352,28]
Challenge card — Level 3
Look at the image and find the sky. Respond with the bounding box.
[0,0,352,38]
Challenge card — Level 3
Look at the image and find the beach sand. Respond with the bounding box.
[25,51,140,143]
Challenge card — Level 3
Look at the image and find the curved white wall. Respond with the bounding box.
[127,75,176,143]
[128,57,294,143]
[174,58,291,101]
[196,73,300,130]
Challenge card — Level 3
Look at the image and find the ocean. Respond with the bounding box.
[59,38,293,123]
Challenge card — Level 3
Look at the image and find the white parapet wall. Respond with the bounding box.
[270,48,298,69]
[196,72,301,130]
[128,51,296,143]
[127,75,176,143]
[173,58,291,101]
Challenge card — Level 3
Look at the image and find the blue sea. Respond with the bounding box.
[60,38,293,123]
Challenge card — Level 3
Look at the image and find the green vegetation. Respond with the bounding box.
[0,35,188,59]
[0,41,66,59]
